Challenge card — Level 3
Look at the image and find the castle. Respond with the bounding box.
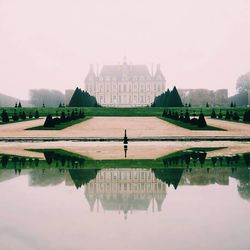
[84,59,166,107]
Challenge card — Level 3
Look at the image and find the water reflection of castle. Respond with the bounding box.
[84,169,166,217]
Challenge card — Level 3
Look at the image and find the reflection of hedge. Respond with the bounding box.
[161,150,250,168]
[43,150,86,167]
[153,168,184,189]
[69,169,99,188]
[162,150,207,167]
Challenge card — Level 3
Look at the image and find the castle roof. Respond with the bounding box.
[99,63,151,80]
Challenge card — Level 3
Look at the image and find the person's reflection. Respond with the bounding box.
[124,145,128,158]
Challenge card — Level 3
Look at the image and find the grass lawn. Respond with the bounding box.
[0,106,248,117]
[26,117,91,130]
[0,118,40,125]
[159,117,226,131]
[210,117,250,125]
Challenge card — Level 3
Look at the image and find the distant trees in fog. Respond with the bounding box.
[29,89,64,107]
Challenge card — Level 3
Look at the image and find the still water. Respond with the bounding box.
[0,143,250,250]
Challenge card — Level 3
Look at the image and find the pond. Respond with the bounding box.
[0,142,250,250]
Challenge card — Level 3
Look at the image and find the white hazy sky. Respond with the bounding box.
[0,0,250,100]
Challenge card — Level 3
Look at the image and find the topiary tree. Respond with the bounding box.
[43,114,54,127]
[243,110,250,122]
[29,112,33,119]
[18,101,22,108]
[218,110,223,119]
[1,110,9,123]
[60,111,66,123]
[34,110,39,119]
[12,110,19,122]
[179,112,184,121]
[232,112,240,121]
[21,111,26,120]
[198,112,207,127]
[211,109,217,119]
[79,110,85,119]
[168,86,183,107]
[184,110,190,123]
[225,111,231,120]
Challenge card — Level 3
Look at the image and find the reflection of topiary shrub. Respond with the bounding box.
[44,114,54,127]
[243,153,250,166]
[1,155,9,168]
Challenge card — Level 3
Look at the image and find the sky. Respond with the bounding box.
[0,0,250,100]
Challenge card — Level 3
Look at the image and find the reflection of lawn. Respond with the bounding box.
[159,117,226,131]
[2,147,248,170]
[28,148,94,160]
[26,117,91,130]
[157,147,226,159]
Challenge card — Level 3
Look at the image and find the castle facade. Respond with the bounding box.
[84,60,166,107]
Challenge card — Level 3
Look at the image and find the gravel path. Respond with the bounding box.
[0,117,249,138]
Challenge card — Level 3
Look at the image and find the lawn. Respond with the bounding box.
[26,117,91,130]
[0,106,248,117]
[159,117,226,131]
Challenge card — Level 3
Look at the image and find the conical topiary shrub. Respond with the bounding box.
[198,113,207,128]
[44,114,54,127]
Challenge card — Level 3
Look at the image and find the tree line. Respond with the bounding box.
[210,109,250,122]
[152,86,183,107]
[69,87,99,107]
[1,109,39,123]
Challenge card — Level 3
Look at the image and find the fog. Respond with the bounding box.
[0,0,250,99]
